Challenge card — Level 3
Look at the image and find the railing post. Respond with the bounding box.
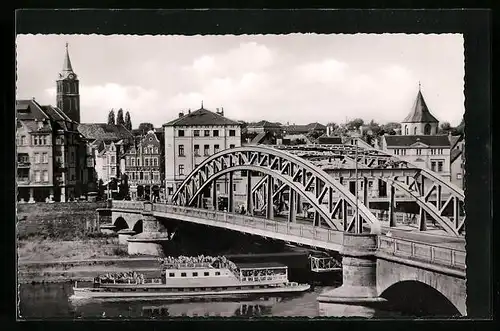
[451,250,455,267]
[430,247,434,262]
[410,242,415,257]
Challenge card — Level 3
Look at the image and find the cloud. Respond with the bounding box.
[295,59,349,84]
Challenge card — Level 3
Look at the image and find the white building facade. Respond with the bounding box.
[163,106,243,204]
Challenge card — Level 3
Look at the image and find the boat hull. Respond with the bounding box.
[70,284,311,301]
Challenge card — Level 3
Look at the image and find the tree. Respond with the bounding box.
[118,173,129,200]
[346,118,364,131]
[116,108,125,126]
[138,122,154,134]
[380,122,401,135]
[107,109,115,125]
[456,116,465,135]
[124,111,132,131]
[367,119,382,136]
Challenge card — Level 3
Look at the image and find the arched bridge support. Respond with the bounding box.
[317,232,386,310]
[124,202,170,257]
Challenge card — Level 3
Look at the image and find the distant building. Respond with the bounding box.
[57,43,81,123]
[246,121,282,134]
[78,123,134,187]
[282,122,326,136]
[163,105,242,201]
[16,99,86,202]
[317,135,342,145]
[379,85,452,181]
[449,134,465,189]
[401,85,439,136]
[121,130,162,200]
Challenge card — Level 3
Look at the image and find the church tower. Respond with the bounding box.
[401,83,439,136]
[56,43,80,123]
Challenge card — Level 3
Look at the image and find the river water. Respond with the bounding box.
[19,280,413,319]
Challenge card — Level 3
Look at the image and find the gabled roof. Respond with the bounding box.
[283,122,326,134]
[384,135,450,147]
[307,122,327,130]
[402,90,439,123]
[78,123,133,142]
[250,132,267,144]
[16,99,49,121]
[248,120,282,128]
[164,107,240,127]
[451,149,462,163]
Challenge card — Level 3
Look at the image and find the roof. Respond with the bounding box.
[402,90,439,123]
[59,43,77,80]
[16,99,49,121]
[317,135,342,144]
[78,123,133,142]
[235,262,287,269]
[248,120,282,128]
[164,107,240,127]
[384,135,451,147]
[451,149,462,163]
[283,122,326,134]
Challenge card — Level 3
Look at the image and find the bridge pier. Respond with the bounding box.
[127,202,169,256]
[317,233,385,313]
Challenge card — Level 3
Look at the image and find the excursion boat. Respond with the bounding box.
[70,256,310,301]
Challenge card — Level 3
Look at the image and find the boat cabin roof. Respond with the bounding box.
[235,262,287,270]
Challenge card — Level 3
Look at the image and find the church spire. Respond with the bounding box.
[63,43,73,72]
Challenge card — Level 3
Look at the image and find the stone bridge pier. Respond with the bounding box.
[127,202,170,256]
[317,233,386,315]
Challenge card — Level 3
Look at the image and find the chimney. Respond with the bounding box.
[188,109,191,114]
[178,112,184,118]
[221,107,224,117]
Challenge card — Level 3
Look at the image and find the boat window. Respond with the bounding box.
[192,272,198,277]
[215,271,220,276]
[204,272,209,276]
[181,272,187,277]
[169,272,175,277]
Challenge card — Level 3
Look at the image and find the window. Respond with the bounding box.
[216,183,220,191]
[154,147,158,154]
[35,170,40,182]
[137,158,141,166]
[42,170,48,182]
[204,145,210,156]
[215,272,220,276]
[33,136,38,145]
[42,136,47,145]
[204,272,209,276]
[153,172,159,182]
[21,136,26,145]
[437,161,443,172]
[401,149,406,156]
[394,149,399,155]
[213,130,219,137]
[144,172,149,181]
[214,144,220,153]
[153,158,158,166]
[431,161,436,172]
[111,155,115,164]
[180,272,187,277]
[145,158,149,167]
[169,273,175,277]
[34,153,40,164]
[405,126,408,135]
[413,127,417,135]
[233,184,236,191]
[230,144,235,149]
[178,130,185,137]
[457,173,462,180]
[193,130,200,137]
[144,147,148,154]
[111,167,116,174]
[18,154,29,164]
[192,272,198,277]
[194,144,200,156]
[229,130,236,137]
[179,164,185,175]
[416,149,422,155]
[131,158,135,166]
[42,153,48,163]
[178,145,185,156]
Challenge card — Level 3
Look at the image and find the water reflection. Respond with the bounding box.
[19,282,407,319]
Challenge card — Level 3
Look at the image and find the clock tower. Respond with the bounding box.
[56,43,80,123]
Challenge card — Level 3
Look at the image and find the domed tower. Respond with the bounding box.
[401,83,439,136]
[56,43,80,123]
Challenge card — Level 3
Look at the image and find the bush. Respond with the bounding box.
[112,246,128,256]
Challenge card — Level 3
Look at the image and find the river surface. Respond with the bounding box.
[19,281,412,319]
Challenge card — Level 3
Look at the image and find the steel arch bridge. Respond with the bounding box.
[276,144,465,236]
[172,145,381,235]
[171,144,465,237]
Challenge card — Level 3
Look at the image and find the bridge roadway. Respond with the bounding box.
[111,201,465,272]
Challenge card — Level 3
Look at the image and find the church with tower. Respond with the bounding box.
[56,43,81,123]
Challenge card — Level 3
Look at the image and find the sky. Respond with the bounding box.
[16,34,464,127]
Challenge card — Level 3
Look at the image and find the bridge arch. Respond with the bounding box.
[172,145,381,234]
[113,216,129,231]
[379,280,461,316]
[132,219,143,233]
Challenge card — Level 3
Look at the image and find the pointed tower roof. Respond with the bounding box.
[402,85,439,123]
[59,43,77,80]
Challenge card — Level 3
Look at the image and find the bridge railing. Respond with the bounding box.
[377,235,466,270]
[152,203,343,246]
[112,200,145,211]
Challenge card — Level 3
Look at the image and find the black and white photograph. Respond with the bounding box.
[15,21,472,319]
